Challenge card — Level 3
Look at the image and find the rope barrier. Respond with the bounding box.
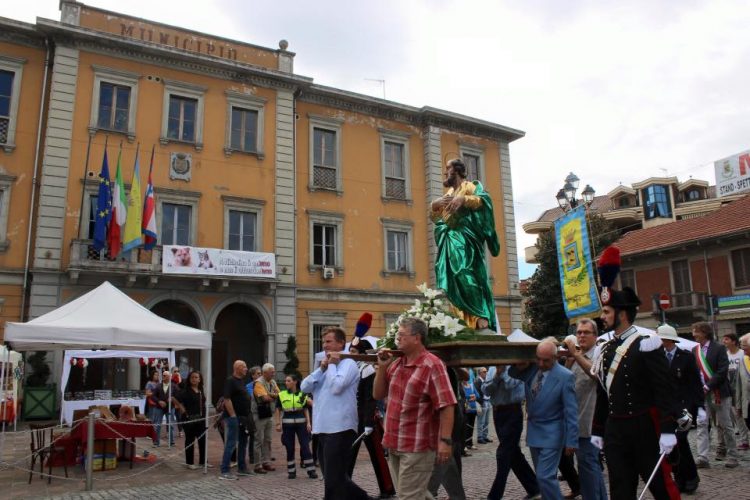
[0,415,221,482]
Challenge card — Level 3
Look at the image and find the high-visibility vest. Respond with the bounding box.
[278,390,306,412]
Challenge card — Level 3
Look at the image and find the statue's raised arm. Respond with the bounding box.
[431,158,501,331]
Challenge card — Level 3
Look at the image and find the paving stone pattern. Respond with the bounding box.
[0,416,747,500]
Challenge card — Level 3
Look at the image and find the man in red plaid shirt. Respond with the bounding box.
[374,317,457,500]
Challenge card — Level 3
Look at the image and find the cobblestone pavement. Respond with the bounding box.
[0,417,747,499]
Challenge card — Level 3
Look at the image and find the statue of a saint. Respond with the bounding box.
[430,158,500,331]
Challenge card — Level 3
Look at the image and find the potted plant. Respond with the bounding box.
[378,283,537,367]
[23,351,57,420]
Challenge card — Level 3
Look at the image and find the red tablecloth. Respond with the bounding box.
[48,420,156,467]
[69,419,156,445]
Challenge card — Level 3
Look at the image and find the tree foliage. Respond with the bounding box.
[523,213,620,339]
[283,335,302,380]
[26,351,51,387]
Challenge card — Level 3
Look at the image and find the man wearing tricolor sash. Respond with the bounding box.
[690,322,739,469]
[590,283,689,500]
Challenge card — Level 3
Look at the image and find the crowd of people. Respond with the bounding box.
[139,295,749,499]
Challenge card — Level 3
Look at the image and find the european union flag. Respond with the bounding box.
[92,148,112,251]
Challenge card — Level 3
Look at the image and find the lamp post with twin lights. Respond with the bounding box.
[555,172,595,212]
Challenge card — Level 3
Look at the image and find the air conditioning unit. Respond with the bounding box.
[322,267,335,279]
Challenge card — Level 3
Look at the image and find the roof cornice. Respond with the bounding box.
[35,18,313,90]
[301,85,525,142]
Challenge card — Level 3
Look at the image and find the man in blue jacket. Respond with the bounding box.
[511,339,579,500]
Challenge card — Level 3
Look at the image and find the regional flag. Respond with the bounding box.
[108,145,127,258]
[92,147,112,252]
[142,147,157,250]
[122,147,143,253]
[554,205,601,322]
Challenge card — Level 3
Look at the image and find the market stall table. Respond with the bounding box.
[61,399,146,425]
[68,419,156,469]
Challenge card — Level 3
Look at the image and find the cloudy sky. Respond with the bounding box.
[9,1,750,278]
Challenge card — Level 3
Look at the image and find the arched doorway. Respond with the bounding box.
[150,300,200,386]
[212,303,265,403]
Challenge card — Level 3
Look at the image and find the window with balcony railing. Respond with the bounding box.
[671,259,692,307]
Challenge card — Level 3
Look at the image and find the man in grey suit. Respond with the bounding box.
[692,321,739,468]
[511,339,579,500]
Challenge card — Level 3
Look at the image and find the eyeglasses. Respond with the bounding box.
[396,333,417,339]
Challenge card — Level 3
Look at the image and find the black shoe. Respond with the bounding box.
[307,470,318,479]
[288,471,296,479]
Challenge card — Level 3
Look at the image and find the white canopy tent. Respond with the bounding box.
[4,281,213,470]
[5,281,211,351]
[507,329,540,343]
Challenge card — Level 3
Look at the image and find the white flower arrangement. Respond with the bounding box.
[380,283,470,348]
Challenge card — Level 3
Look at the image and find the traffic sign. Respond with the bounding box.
[659,293,671,310]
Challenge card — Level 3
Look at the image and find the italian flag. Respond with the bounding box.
[108,147,127,258]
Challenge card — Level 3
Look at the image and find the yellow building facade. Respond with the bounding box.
[1,1,523,400]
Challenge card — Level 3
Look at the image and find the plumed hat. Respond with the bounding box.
[597,245,620,305]
[605,286,641,310]
[350,312,372,350]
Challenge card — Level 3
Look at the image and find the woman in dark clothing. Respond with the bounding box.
[174,370,207,469]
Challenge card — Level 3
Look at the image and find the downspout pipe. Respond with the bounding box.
[20,38,52,322]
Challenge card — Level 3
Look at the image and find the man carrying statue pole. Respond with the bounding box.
[431,158,500,331]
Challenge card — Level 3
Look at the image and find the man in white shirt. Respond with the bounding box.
[301,326,371,500]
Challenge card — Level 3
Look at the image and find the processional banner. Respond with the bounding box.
[554,206,601,322]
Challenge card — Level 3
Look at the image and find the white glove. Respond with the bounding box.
[364,426,374,435]
[696,407,707,425]
[590,435,604,450]
[659,433,677,455]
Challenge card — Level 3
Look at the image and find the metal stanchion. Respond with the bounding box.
[85,412,95,491]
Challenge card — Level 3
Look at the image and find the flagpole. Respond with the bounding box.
[76,134,95,239]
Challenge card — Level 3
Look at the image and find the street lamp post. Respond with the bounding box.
[556,171,595,212]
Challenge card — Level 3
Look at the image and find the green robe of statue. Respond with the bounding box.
[433,180,500,331]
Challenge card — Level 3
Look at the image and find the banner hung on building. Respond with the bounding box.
[715,148,750,197]
[554,206,601,322]
[162,245,276,278]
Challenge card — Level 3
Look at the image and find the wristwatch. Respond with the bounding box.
[439,436,453,446]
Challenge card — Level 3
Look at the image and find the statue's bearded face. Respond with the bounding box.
[443,165,459,187]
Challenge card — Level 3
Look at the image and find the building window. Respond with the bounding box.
[380,129,411,201]
[686,189,701,201]
[155,188,200,247]
[307,209,344,271]
[381,218,414,277]
[224,91,266,157]
[0,55,26,152]
[162,203,192,246]
[459,143,485,182]
[160,79,206,150]
[386,230,408,272]
[732,247,750,288]
[308,115,343,192]
[89,65,139,141]
[671,259,691,307]
[168,95,197,142]
[307,311,346,369]
[228,210,256,251]
[0,70,14,145]
[619,269,636,292]
[97,82,131,132]
[222,196,265,252]
[644,185,672,219]
[313,224,336,266]
[617,196,632,208]
[0,174,16,251]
